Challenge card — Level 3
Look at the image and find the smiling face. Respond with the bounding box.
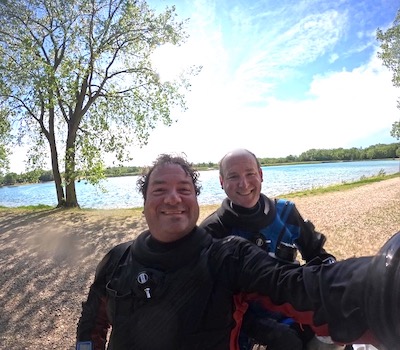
[143,163,200,242]
[219,150,263,208]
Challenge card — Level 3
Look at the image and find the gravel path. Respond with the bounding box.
[0,177,399,349]
[286,177,400,260]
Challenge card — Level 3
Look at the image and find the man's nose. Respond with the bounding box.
[164,189,181,204]
[238,176,249,187]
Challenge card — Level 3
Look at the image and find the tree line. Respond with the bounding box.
[1,142,398,186]
[258,142,400,165]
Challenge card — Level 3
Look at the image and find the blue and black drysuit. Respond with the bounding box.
[200,194,336,349]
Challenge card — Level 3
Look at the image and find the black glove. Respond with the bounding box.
[263,324,303,350]
[242,311,303,350]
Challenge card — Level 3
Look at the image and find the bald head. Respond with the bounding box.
[219,149,260,177]
[219,149,263,208]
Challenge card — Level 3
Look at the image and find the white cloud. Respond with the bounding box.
[273,10,345,66]
[132,48,398,163]
[329,53,339,63]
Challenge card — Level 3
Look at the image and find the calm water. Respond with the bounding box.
[1,160,399,209]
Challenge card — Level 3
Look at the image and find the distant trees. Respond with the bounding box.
[0,169,52,185]
[38,170,55,182]
[2,172,17,186]
[297,144,399,162]
[377,9,400,147]
[194,162,216,169]
[0,0,197,207]
[257,143,400,165]
[1,142,398,186]
[104,166,142,177]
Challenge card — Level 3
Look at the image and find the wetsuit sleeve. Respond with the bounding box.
[289,204,336,263]
[214,236,377,346]
[76,252,113,350]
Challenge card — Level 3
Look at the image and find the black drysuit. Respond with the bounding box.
[76,227,382,350]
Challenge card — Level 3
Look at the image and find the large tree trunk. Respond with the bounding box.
[64,124,79,208]
[65,179,79,207]
[48,137,65,207]
[64,146,79,207]
[44,107,66,207]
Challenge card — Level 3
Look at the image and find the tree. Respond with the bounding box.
[377,10,400,143]
[3,172,17,186]
[0,0,197,207]
[0,109,10,174]
[0,144,8,175]
[391,120,400,140]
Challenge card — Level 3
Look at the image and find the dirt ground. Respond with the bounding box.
[0,177,399,349]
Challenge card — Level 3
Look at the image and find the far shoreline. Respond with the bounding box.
[1,157,398,188]
[1,172,398,212]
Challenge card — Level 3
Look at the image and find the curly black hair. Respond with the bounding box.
[136,153,202,201]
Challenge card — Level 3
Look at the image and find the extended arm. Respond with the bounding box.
[215,231,400,349]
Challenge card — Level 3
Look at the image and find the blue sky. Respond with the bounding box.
[9,0,400,171]
[142,0,400,165]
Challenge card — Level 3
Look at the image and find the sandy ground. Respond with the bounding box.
[0,176,399,349]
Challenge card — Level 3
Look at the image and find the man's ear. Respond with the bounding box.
[219,175,224,189]
[259,168,263,182]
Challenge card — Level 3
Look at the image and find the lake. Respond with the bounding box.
[1,160,399,209]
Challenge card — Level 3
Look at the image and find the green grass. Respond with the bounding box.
[0,204,54,210]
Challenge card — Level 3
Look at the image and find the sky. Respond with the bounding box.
[8,0,400,172]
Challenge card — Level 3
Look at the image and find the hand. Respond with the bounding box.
[263,325,303,350]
